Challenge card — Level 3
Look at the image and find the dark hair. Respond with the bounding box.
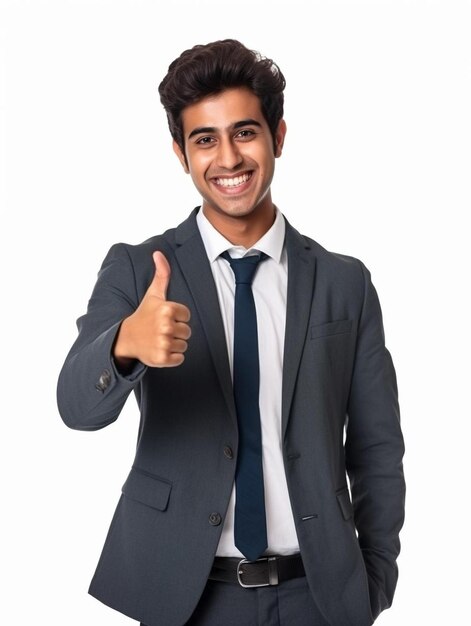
[158,39,285,153]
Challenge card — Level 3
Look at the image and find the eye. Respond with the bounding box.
[236,129,256,140]
[195,136,215,146]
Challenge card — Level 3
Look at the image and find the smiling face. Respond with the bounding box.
[173,87,286,245]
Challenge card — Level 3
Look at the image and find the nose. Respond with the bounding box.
[216,137,243,170]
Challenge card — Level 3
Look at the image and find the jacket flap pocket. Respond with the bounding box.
[336,487,354,521]
[310,319,353,340]
[122,467,172,511]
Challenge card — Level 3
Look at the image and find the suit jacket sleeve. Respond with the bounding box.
[57,243,147,430]
[345,261,405,620]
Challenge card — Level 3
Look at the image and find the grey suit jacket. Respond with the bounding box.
[57,208,405,626]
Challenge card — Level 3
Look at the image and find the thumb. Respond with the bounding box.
[148,251,171,300]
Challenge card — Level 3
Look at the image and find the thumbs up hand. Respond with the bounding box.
[113,251,191,369]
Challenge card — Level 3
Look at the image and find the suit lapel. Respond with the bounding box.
[172,211,316,438]
[282,222,317,439]
[174,210,237,427]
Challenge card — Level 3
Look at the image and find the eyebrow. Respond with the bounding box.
[187,119,262,140]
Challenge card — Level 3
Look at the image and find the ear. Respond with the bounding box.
[274,119,287,158]
[172,140,189,173]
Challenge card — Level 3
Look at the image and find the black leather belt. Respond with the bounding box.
[209,554,305,588]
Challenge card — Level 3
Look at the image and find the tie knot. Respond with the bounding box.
[221,251,267,285]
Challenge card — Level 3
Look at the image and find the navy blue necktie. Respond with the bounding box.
[222,251,268,562]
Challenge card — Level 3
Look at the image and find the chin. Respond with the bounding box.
[206,200,256,218]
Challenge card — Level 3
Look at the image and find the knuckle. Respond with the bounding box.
[158,336,172,350]
[159,302,174,317]
[159,322,173,336]
[152,348,170,366]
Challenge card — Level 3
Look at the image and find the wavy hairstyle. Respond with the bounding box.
[158,39,286,154]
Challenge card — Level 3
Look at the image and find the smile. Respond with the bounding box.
[214,173,252,188]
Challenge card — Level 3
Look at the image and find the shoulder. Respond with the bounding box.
[107,208,199,267]
[92,227,176,299]
[97,210,200,297]
[286,221,370,288]
[104,212,191,269]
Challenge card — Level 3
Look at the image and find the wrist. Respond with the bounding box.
[113,318,137,373]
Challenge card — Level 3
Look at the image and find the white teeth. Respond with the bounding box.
[215,173,250,188]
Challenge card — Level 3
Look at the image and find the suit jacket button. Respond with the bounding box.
[223,446,234,460]
[209,512,222,526]
[95,369,111,393]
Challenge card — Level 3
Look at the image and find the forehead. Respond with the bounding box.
[181,87,265,138]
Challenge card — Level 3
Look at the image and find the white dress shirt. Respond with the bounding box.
[196,207,300,557]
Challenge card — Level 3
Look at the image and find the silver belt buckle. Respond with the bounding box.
[237,557,279,588]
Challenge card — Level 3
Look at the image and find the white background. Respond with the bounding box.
[1,0,470,624]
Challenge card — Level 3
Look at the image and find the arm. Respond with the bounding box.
[57,244,192,431]
[345,262,406,620]
[57,243,146,430]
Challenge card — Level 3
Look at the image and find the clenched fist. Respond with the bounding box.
[113,251,191,369]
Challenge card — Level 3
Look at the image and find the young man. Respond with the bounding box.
[57,39,405,626]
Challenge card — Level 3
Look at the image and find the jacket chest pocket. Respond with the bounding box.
[309,319,355,381]
[310,319,353,340]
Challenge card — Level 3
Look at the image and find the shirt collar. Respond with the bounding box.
[196,206,285,263]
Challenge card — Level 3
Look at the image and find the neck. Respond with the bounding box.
[202,204,276,249]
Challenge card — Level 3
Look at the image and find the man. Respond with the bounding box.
[57,39,405,626]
